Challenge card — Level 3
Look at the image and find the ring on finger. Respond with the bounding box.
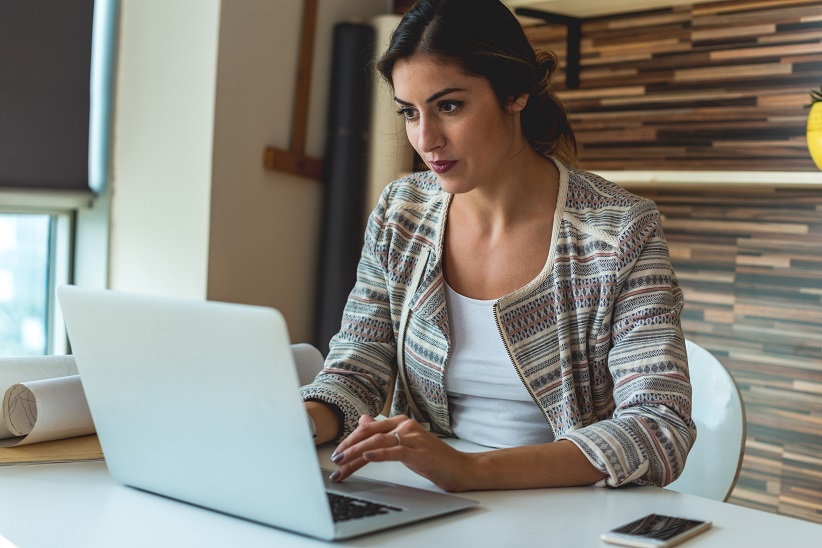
[392,431,401,447]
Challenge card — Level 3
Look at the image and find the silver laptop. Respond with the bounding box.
[57,285,477,541]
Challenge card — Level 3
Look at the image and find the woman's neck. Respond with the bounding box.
[450,149,559,232]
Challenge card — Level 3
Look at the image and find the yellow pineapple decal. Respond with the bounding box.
[808,86,822,171]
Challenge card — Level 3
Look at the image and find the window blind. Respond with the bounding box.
[0,1,95,191]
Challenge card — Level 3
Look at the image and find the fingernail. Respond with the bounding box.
[330,451,344,464]
[363,451,376,461]
[329,469,341,481]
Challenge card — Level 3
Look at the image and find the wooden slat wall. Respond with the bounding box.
[525,0,822,171]
[635,186,822,523]
[525,0,822,523]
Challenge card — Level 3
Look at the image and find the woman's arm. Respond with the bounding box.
[465,439,606,490]
[299,186,399,440]
[559,201,696,487]
[306,401,341,444]
[327,414,606,492]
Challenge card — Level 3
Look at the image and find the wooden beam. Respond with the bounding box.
[264,0,324,180]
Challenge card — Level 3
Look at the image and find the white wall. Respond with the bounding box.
[109,0,220,299]
[109,0,391,343]
[207,0,390,344]
[207,0,318,343]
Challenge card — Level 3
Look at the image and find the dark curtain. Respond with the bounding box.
[0,1,94,190]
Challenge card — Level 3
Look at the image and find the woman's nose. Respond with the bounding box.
[416,115,444,153]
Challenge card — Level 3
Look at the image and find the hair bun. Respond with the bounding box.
[534,49,558,86]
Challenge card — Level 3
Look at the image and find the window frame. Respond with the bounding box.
[0,187,109,356]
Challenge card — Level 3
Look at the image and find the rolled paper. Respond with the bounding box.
[0,375,95,447]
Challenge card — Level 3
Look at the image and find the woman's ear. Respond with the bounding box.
[509,93,529,113]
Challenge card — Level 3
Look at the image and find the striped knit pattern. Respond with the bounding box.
[301,159,696,488]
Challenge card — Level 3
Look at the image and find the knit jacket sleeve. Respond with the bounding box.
[558,199,697,487]
[299,188,397,440]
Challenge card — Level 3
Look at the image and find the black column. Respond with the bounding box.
[314,22,375,355]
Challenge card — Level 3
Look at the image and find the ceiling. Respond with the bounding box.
[506,0,720,19]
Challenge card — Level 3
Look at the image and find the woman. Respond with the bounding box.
[302,0,695,492]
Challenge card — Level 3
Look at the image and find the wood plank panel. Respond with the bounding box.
[636,186,822,523]
[525,0,821,171]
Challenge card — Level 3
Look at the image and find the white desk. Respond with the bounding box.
[0,441,819,547]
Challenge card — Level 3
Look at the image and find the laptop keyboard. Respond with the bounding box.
[327,492,403,522]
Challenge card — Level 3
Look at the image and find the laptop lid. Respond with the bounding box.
[57,285,476,541]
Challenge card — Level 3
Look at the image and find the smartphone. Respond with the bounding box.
[600,513,712,547]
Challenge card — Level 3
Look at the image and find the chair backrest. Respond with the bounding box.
[666,339,746,501]
[291,343,324,386]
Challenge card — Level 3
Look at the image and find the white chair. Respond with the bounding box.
[291,343,324,386]
[666,339,746,502]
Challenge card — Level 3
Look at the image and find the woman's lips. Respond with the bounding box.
[430,160,457,174]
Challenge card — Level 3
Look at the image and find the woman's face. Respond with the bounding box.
[392,56,528,195]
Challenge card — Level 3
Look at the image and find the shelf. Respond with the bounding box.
[592,170,822,189]
[509,0,720,19]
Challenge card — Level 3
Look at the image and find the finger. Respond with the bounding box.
[330,431,403,481]
[335,416,415,464]
[329,455,368,482]
[362,446,407,462]
[330,415,380,456]
[333,430,399,468]
[332,414,406,457]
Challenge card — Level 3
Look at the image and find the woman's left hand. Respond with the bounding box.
[328,414,474,492]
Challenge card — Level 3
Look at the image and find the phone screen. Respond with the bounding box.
[610,514,707,540]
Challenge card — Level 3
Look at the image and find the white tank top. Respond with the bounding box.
[444,283,554,448]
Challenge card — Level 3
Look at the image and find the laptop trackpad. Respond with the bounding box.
[321,468,399,495]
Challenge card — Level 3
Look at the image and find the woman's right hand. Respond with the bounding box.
[326,414,476,492]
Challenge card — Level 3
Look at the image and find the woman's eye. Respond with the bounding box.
[439,101,462,114]
[396,107,418,121]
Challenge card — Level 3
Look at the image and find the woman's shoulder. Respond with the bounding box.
[564,167,656,213]
[377,171,449,219]
[559,167,662,241]
[381,170,444,204]
[366,171,448,247]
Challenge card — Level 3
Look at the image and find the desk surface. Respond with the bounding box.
[0,441,819,547]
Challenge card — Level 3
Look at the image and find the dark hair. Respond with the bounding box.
[377,0,578,166]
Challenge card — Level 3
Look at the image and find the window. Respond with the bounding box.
[0,211,71,356]
[0,0,117,358]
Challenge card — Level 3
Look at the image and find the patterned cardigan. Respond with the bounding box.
[301,160,696,488]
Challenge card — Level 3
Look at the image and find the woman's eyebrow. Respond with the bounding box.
[394,87,466,106]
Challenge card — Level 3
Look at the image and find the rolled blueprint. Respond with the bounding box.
[0,354,78,440]
[1,374,95,446]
